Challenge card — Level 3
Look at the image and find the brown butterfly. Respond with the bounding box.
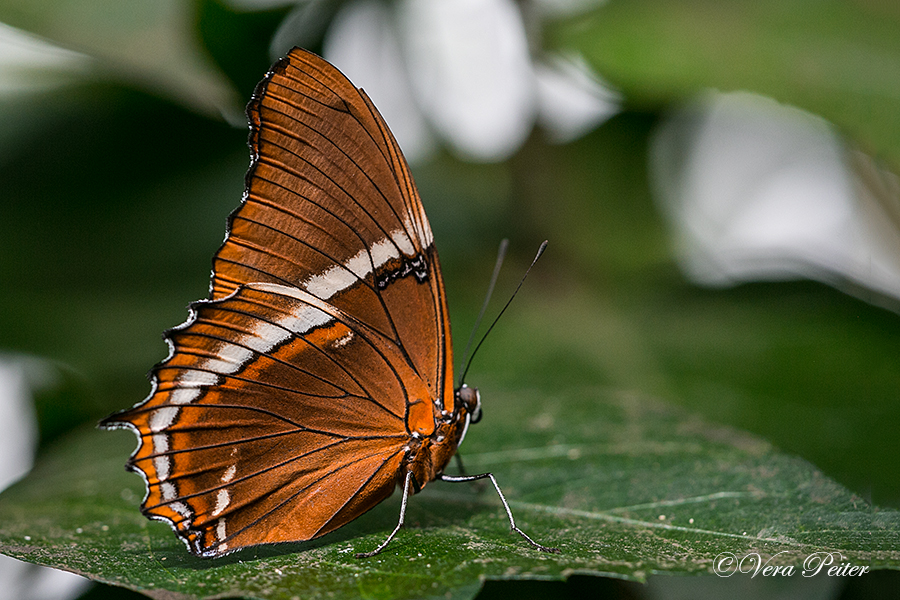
[101,48,557,558]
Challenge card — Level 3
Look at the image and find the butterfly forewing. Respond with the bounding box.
[219,49,451,409]
[103,49,456,557]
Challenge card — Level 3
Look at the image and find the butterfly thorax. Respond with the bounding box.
[403,385,481,491]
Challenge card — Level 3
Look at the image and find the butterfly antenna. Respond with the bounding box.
[457,240,548,387]
[458,238,509,387]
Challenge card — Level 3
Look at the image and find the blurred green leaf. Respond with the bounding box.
[0,0,241,119]
[0,385,897,599]
[0,82,246,413]
[551,0,900,171]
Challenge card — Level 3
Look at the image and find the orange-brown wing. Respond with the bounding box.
[101,48,455,557]
[104,283,436,557]
[213,48,453,410]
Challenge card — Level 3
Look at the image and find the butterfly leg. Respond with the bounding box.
[440,473,559,553]
[453,453,468,475]
[355,470,413,558]
[452,454,488,491]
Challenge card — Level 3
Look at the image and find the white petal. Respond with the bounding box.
[0,23,92,97]
[270,0,340,58]
[323,0,435,163]
[0,359,37,491]
[399,0,535,161]
[535,53,620,143]
[0,358,91,600]
[652,91,900,304]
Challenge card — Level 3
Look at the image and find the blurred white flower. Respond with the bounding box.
[251,0,619,162]
[0,357,91,600]
[322,0,436,161]
[0,23,92,97]
[395,0,536,161]
[651,91,900,307]
[534,52,620,144]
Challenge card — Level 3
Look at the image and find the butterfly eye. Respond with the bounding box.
[458,384,482,423]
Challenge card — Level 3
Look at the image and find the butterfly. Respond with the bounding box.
[101,47,557,558]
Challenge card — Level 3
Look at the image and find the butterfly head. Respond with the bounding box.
[457,384,482,425]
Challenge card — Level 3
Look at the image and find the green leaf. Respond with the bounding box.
[1,385,897,599]
[550,0,900,171]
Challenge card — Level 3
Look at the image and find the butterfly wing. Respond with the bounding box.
[102,49,454,557]
[214,49,454,409]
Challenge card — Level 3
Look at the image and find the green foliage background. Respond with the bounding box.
[0,0,898,598]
